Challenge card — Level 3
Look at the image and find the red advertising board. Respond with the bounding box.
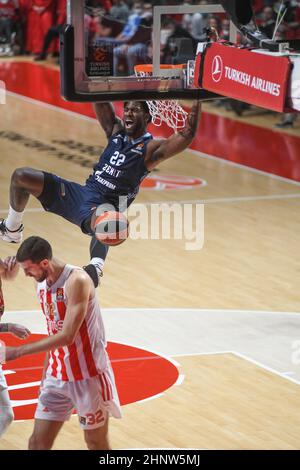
[194,43,291,112]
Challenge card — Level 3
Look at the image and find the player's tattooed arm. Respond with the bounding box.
[145,101,201,171]
[93,102,124,139]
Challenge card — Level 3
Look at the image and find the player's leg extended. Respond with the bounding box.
[32,375,75,449]
[10,167,44,209]
[0,167,44,243]
[0,386,14,437]
[75,369,121,449]
[83,235,109,288]
[81,210,109,288]
[84,417,110,450]
[28,419,64,450]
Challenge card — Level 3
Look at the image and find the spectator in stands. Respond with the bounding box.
[253,0,265,14]
[86,0,112,15]
[113,1,145,43]
[181,1,208,41]
[26,0,55,55]
[16,0,30,54]
[220,17,230,41]
[109,0,130,23]
[34,0,66,61]
[109,1,153,75]
[94,1,143,44]
[0,0,17,45]
[161,16,196,65]
[207,15,221,35]
[258,5,276,39]
[281,0,300,40]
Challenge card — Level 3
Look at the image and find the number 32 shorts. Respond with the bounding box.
[35,368,122,430]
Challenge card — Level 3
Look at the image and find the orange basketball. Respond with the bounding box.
[94,211,129,246]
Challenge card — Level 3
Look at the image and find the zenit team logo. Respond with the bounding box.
[212,55,223,83]
[141,174,206,191]
[92,47,107,62]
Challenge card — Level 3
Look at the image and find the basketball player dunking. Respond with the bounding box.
[0,256,30,438]
[2,236,121,450]
[0,100,201,286]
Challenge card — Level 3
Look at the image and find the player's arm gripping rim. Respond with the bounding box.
[144,100,201,171]
[93,102,124,139]
[4,271,91,361]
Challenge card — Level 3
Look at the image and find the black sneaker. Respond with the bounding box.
[274,121,294,128]
[0,219,24,243]
[83,264,103,288]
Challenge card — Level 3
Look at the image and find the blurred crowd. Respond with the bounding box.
[0,0,66,57]
[0,1,299,58]
[0,0,299,126]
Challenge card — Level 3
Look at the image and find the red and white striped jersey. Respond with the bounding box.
[37,264,110,382]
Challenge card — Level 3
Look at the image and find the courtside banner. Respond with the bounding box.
[194,43,291,112]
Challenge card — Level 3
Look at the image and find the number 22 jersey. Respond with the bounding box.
[85,131,153,207]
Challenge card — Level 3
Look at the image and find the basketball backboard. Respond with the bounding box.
[61,1,237,102]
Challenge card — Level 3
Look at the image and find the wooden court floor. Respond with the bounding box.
[1,89,300,449]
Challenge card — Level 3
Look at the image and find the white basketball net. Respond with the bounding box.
[134,67,188,132]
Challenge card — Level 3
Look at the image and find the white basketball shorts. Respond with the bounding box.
[35,367,122,430]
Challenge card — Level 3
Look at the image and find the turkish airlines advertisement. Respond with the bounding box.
[194,43,292,112]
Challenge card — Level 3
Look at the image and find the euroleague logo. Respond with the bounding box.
[141,174,206,191]
[212,55,223,83]
[92,47,107,62]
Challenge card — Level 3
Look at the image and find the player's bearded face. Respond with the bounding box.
[20,260,49,282]
[123,102,148,136]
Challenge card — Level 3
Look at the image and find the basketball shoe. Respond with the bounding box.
[0,219,24,243]
[83,263,103,288]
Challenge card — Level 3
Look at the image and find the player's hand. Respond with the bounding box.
[9,323,31,339]
[3,256,19,281]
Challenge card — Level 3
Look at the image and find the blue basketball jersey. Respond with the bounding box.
[85,131,152,208]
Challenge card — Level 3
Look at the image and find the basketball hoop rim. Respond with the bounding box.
[134,64,186,79]
[134,64,186,73]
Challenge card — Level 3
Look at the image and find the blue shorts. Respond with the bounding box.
[37,172,117,234]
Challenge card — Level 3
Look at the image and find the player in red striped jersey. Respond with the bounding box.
[3,236,121,449]
[0,256,30,438]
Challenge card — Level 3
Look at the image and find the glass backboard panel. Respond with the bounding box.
[61,0,237,101]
